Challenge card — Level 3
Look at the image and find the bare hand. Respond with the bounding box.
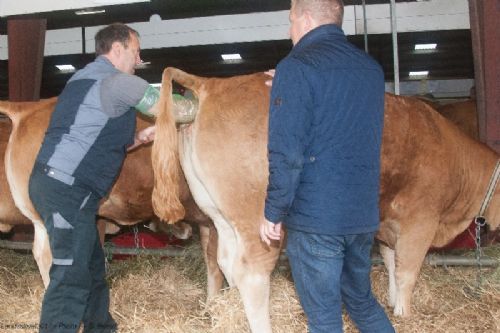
[259,218,282,246]
[264,69,275,87]
[137,125,156,143]
[127,125,156,151]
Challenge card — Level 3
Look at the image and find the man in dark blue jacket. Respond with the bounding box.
[260,1,394,332]
[29,23,157,333]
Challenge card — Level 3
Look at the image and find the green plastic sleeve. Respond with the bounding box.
[135,85,160,117]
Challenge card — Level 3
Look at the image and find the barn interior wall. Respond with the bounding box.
[385,79,475,100]
[0,0,475,100]
[0,0,470,60]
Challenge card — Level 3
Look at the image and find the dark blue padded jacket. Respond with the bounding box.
[264,24,385,235]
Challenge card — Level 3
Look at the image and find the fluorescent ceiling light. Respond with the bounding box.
[150,83,162,88]
[221,53,242,60]
[415,43,437,50]
[75,9,106,15]
[56,64,75,72]
[409,71,429,77]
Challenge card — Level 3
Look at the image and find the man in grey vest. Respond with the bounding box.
[29,23,158,333]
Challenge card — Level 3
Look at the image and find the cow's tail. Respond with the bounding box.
[151,68,192,223]
[0,100,20,124]
[0,98,57,125]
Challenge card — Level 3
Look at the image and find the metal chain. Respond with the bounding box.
[474,216,486,292]
[471,160,499,295]
[104,242,112,273]
[133,225,141,255]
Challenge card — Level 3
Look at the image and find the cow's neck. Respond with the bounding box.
[483,160,500,229]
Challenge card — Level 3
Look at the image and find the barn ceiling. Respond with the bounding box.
[0,0,474,99]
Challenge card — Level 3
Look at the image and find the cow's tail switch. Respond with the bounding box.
[151,68,186,223]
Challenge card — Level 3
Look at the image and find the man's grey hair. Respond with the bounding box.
[291,0,344,26]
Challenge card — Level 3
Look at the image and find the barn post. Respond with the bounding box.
[362,0,368,53]
[390,0,400,95]
[7,18,46,101]
[469,0,499,154]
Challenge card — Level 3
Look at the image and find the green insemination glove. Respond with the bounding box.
[135,85,160,117]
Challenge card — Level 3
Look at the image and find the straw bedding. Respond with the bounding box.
[0,242,498,333]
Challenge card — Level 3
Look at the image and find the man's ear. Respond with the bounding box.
[302,9,317,32]
[110,41,122,57]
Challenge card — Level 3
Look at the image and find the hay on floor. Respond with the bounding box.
[0,243,498,333]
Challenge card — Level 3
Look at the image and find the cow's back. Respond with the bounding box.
[437,100,478,140]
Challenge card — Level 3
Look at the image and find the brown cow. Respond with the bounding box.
[151,68,499,331]
[437,99,478,140]
[436,101,500,245]
[0,99,210,288]
[0,118,31,231]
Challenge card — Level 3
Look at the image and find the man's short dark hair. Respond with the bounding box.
[95,23,140,56]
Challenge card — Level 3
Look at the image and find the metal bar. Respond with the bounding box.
[425,254,498,267]
[1,239,497,267]
[103,245,189,257]
[0,239,190,257]
[390,0,400,95]
[362,0,368,53]
[81,26,86,54]
[279,252,499,267]
[0,239,32,251]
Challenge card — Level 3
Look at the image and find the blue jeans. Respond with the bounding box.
[286,229,394,333]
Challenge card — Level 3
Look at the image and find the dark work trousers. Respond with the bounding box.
[29,164,116,333]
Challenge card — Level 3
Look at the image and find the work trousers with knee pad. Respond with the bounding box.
[29,164,116,333]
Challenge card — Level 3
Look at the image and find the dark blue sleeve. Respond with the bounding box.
[264,58,313,223]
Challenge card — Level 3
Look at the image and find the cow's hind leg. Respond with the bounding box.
[200,214,275,332]
[233,243,280,333]
[32,219,52,287]
[199,222,224,300]
[379,243,396,307]
[393,216,438,317]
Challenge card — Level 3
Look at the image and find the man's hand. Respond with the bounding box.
[137,125,156,143]
[264,69,275,87]
[259,217,282,246]
[127,125,156,151]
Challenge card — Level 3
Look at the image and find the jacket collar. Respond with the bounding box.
[95,55,114,67]
[293,24,346,51]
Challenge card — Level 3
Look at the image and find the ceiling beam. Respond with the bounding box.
[0,0,150,17]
